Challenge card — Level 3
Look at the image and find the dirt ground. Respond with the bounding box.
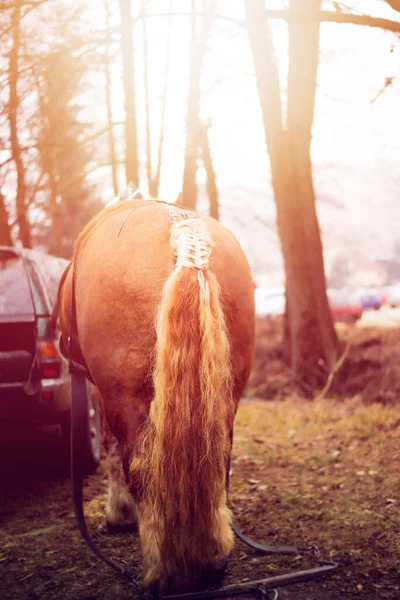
[1,393,399,600]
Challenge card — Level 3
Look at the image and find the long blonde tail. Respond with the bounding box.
[131,218,234,583]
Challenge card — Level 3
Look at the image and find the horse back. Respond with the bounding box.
[61,202,255,402]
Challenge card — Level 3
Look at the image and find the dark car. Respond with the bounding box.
[0,246,72,440]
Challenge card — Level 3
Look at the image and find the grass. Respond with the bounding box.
[0,396,399,599]
[230,397,400,599]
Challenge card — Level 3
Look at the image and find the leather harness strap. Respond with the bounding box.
[54,260,94,382]
[67,259,95,383]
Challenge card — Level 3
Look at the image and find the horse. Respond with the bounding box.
[58,198,255,592]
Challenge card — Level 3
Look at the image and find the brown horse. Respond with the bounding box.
[58,198,255,592]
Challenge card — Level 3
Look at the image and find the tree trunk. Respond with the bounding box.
[0,189,12,246]
[46,164,62,256]
[152,1,173,198]
[33,64,62,256]
[119,0,139,187]
[8,0,31,248]
[141,0,154,196]
[245,0,338,390]
[41,146,62,256]
[182,0,216,209]
[104,0,118,196]
[198,121,219,220]
[284,0,338,383]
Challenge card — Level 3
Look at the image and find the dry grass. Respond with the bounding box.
[249,318,400,405]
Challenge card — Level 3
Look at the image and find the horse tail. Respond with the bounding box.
[131,218,235,584]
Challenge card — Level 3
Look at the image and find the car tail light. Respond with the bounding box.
[38,340,61,379]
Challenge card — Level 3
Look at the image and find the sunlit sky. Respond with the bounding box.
[4,0,400,279]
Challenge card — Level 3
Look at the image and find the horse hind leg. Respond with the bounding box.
[104,427,138,533]
[137,502,164,589]
[215,491,234,568]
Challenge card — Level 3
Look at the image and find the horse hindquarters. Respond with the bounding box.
[130,222,235,591]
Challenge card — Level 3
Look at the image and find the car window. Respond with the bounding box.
[27,250,69,308]
[0,254,35,318]
[23,257,50,315]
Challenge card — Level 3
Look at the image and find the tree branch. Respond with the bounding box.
[266,8,400,33]
[1,122,124,156]
[385,0,400,13]
[132,9,400,34]
[317,10,400,32]
[132,11,244,29]
[316,342,351,399]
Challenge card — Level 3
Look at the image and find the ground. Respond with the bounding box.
[1,389,399,599]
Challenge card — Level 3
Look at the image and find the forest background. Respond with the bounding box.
[1,0,400,389]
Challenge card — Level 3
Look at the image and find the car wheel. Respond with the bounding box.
[87,388,102,473]
[57,415,71,472]
[59,383,102,474]
[70,376,102,477]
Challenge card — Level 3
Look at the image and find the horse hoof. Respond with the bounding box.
[105,521,138,535]
[213,558,228,583]
[145,559,228,594]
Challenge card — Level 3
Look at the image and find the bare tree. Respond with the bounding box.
[182,0,216,209]
[141,0,153,195]
[8,0,31,247]
[246,0,338,389]
[150,2,173,198]
[1,1,123,253]
[28,6,100,256]
[119,0,139,187]
[198,120,219,220]
[0,187,12,246]
[104,0,118,196]
[33,63,62,255]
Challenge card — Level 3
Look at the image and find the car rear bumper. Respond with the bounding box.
[41,377,71,413]
[0,379,70,425]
